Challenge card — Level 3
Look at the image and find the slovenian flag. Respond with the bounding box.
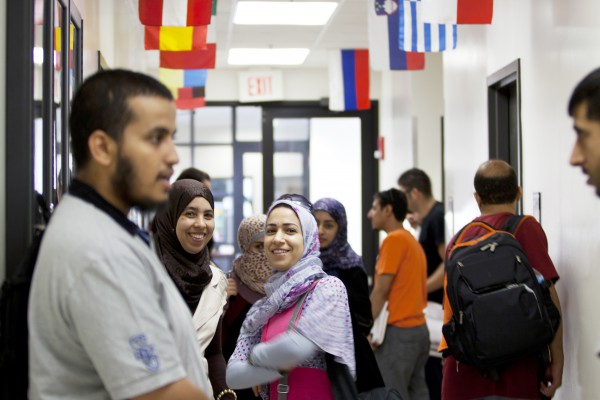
[368,0,424,71]
[328,49,370,112]
[139,0,213,26]
[398,0,457,52]
[145,26,208,51]
[159,43,216,69]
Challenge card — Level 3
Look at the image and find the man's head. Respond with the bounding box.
[568,67,600,197]
[397,168,433,213]
[177,167,212,190]
[368,188,408,232]
[473,159,521,208]
[70,69,179,212]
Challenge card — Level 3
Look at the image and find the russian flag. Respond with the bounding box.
[368,0,425,71]
[328,49,371,112]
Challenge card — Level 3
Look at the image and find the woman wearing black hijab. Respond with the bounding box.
[152,179,235,400]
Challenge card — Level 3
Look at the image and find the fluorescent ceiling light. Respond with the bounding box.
[234,1,338,25]
[228,48,310,65]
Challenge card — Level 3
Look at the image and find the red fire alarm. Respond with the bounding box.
[375,136,385,160]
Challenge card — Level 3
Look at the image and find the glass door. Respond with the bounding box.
[262,104,380,273]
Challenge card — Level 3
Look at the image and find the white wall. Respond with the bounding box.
[0,0,6,281]
[376,55,445,196]
[443,0,600,397]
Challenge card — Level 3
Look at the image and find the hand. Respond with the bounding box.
[252,386,260,397]
[367,333,379,351]
[539,358,563,398]
[226,278,238,298]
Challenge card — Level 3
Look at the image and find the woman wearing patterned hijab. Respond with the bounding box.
[226,197,355,399]
[222,214,271,400]
[152,179,235,400]
[314,197,385,393]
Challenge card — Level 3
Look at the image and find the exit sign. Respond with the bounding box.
[239,70,283,103]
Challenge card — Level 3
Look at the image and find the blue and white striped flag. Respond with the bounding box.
[398,0,457,52]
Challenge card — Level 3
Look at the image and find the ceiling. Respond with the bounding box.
[128,0,370,70]
[122,0,368,71]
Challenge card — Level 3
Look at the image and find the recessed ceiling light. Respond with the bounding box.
[228,48,310,65]
[234,1,338,25]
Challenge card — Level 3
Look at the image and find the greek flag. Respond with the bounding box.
[398,0,457,52]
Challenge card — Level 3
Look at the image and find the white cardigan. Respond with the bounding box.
[193,264,228,356]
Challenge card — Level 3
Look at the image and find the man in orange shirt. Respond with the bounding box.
[368,188,430,400]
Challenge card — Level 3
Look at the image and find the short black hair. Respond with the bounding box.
[397,168,433,197]
[568,67,600,122]
[69,69,173,169]
[474,164,519,205]
[374,188,407,222]
[177,167,211,183]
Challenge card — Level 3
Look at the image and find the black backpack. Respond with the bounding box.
[441,215,561,378]
[0,193,51,400]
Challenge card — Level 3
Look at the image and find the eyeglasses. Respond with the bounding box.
[276,193,315,215]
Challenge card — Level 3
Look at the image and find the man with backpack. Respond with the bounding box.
[28,70,211,399]
[439,159,564,399]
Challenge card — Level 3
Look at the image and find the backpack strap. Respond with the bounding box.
[500,214,533,235]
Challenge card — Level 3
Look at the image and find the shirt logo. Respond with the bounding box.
[129,334,160,372]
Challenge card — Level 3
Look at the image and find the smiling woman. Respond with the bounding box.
[226,198,355,399]
[152,179,237,400]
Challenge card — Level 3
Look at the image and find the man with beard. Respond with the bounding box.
[28,70,211,400]
[569,67,600,198]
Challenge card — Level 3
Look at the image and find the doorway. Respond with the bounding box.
[487,59,522,212]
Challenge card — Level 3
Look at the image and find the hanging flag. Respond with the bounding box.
[409,0,493,25]
[159,43,216,69]
[144,26,208,51]
[173,86,206,109]
[328,49,370,112]
[139,0,212,26]
[159,68,208,89]
[368,0,425,71]
[398,0,457,52]
[419,0,456,24]
[457,0,493,24]
[176,97,206,109]
[175,86,206,99]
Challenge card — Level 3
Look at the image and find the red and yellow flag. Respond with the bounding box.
[159,43,216,69]
[144,26,208,51]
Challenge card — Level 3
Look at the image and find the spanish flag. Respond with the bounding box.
[145,26,208,51]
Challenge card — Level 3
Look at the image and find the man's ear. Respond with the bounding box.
[515,187,523,203]
[410,187,420,200]
[474,192,483,208]
[88,130,116,167]
[384,203,393,217]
